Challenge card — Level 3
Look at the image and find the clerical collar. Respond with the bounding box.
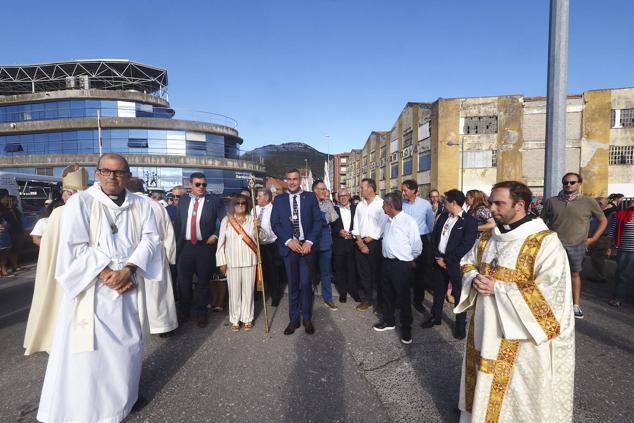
[497,214,535,233]
[102,187,126,206]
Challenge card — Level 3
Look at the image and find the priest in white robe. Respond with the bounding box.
[37,154,162,423]
[24,164,89,355]
[455,181,575,423]
[128,177,178,335]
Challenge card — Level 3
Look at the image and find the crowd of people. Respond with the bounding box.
[20,153,632,422]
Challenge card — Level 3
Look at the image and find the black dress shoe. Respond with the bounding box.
[271,299,280,307]
[284,320,301,335]
[303,320,315,335]
[454,325,466,340]
[339,295,347,303]
[421,317,441,328]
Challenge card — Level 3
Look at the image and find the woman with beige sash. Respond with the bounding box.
[216,194,266,332]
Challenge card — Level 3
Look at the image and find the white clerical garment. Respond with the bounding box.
[455,218,575,423]
[144,197,178,334]
[24,206,65,355]
[37,184,162,423]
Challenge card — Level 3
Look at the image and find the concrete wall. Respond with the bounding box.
[0,89,170,107]
[431,99,460,192]
[581,90,611,196]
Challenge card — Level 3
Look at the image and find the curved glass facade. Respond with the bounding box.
[0,99,173,123]
[0,60,261,195]
[0,128,240,158]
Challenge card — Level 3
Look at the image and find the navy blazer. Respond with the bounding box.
[431,211,478,265]
[175,193,224,250]
[270,191,322,257]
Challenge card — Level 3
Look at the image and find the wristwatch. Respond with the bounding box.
[125,264,137,274]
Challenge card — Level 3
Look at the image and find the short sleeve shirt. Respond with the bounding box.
[541,196,604,246]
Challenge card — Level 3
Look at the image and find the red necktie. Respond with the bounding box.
[190,197,199,245]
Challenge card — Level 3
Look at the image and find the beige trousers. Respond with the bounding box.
[226,266,256,324]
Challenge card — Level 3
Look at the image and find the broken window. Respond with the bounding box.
[403,130,413,148]
[463,116,498,135]
[463,150,495,168]
[612,109,634,128]
[609,145,634,165]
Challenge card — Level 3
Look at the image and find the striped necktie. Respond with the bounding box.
[292,194,300,240]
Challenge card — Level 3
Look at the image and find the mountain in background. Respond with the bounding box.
[242,142,328,179]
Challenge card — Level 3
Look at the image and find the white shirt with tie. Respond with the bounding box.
[255,203,277,244]
[185,194,205,242]
[382,211,422,261]
[339,205,352,232]
[438,210,464,254]
[285,190,308,244]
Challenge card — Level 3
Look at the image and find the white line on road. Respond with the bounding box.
[0,305,30,320]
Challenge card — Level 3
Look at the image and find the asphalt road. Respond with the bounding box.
[0,260,632,423]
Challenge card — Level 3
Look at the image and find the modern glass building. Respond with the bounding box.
[0,59,264,193]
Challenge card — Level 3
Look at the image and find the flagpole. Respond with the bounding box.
[97,109,103,156]
[249,176,269,333]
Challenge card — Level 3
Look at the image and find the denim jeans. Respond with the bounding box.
[614,251,634,301]
[314,248,333,302]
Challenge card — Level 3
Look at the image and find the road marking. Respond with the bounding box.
[0,305,30,320]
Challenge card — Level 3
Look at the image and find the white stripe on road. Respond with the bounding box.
[0,305,30,320]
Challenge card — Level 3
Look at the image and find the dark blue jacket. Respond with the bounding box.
[270,191,322,257]
[431,211,478,265]
[175,193,224,251]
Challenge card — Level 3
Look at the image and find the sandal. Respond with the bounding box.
[244,322,253,331]
[230,324,240,332]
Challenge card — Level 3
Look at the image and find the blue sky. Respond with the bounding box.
[1,0,632,154]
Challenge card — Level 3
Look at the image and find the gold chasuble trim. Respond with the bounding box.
[464,229,559,421]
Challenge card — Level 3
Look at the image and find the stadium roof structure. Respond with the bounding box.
[0,59,168,97]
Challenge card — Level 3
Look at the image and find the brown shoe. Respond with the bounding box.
[324,300,338,311]
[356,302,371,311]
[196,316,208,328]
[244,322,254,331]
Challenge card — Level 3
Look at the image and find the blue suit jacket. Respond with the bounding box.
[270,191,322,257]
[431,211,478,265]
[175,193,224,251]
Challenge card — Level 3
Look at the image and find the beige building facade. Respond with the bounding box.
[342,88,634,198]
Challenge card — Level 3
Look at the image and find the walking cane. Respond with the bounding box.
[249,176,270,333]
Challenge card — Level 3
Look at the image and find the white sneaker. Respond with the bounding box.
[573,304,584,319]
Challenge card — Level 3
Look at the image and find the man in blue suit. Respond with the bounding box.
[422,189,477,339]
[271,169,322,335]
[175,172,224,328]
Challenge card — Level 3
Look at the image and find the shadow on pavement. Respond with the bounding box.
[283,311,347,423]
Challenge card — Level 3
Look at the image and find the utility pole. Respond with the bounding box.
[544,0,569,199]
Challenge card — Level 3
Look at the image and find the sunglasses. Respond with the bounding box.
[563,181,578,186]
[194,183,208,188]
[235,202,247,206]
[173,195,181,199]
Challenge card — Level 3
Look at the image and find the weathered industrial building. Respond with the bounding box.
[342,88,634,198]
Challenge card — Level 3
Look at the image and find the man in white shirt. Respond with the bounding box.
[256,188,284,307]
[331,189,358,303]
[401,179,435,314]
[422,189,477,339]
[373,192,422,344]
[352,178,388,312]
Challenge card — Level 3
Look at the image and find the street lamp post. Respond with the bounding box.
[447,139,464,192]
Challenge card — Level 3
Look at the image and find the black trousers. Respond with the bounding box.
[412,235,431,305]
[381,258,413,328]
[333,241,358,300]
[354,239,382,304]
[431,259,466,326]
[260,242,285,303]
[177,242,216,318]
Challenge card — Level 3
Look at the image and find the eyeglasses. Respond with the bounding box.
[194,183,208,188]
[97,168,129,177]
[563,180,578,186]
